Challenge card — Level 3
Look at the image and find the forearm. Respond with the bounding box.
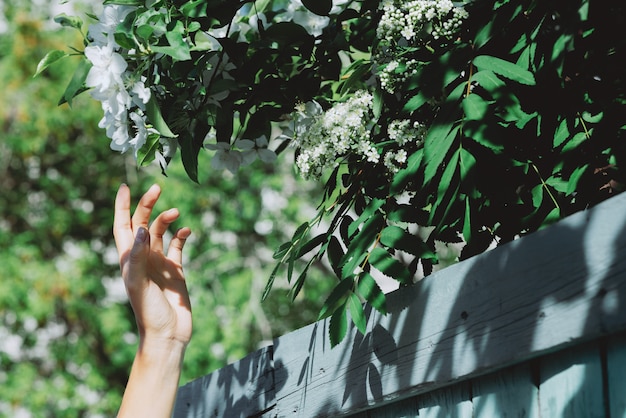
[118,339,187,418]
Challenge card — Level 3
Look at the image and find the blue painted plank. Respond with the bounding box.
[608,333,626,418]
[417,383,472,418]
[537,343,604,418]
[472,363,539,418]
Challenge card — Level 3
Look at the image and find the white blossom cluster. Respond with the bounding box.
[84,4,175,168]
[287,95,429,179]
[292,91,378,179]
[377,0,468,44]
[383,119,427,173]
[374,1,467,94]
[378,58,420,94]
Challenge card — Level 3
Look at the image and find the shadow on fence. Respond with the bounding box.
[174,192,626,417]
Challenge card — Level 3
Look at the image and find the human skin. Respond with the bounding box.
[113,184,192,418]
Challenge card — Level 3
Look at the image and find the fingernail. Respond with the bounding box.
[135,227,148,243]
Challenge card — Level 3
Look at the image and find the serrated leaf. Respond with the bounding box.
[473,55,536,85]
[463,94,491,120]
[329,303,348,347]
[357,273,387,314]
[296,233,327,258]
[349,293,367,334]
[348,198,384,237]
[35,50,69,77]
[319,277,354,320]
[368,247,412,284]
[340,213,384,279]
[380,226,422,256]
[424,122,460,185]
[402,92,428,113]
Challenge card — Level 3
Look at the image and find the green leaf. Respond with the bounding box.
[566,164,589,195]
[329,302,348,347]
[264,22,312,46]
[562,132,588,153]
[296,233,327,258]
[34,50,69,77]
[424,124,460,185]
[473,55,536,85]
[403,92,428,113]
[428,148,460,227]
[290,258,314,301]
[349,293,367,334]
[273,241,292,260]
[340,213,384,279]
[59,58,92,107]
[319,277,354,320]
[261,263,282,301]
[553,119,570,148]
[145,96,177,138]
[53,13,83,30]
[463,94,491,121]
[301,0,332,16]
[357,273,387,315]
[459,147,476,182]
[136,133,161,166]
[531,184,543,208]
[348,198,384,237]
[368,247,412,284]
[391,148,423,193]
[379,226,426,257]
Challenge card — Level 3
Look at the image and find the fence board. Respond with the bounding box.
[173,346,274,417]
[608,334,626,418]
[174,192,626,417]
[537,343,605,418]
[472,363,539,418]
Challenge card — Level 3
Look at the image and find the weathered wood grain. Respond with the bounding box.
[608,334,626,418]
[174,192,626,417]
[173,346,274,417]
[471,363,539,418]
[537,342,605,418]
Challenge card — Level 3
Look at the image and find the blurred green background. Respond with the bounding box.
[0,1,333,416]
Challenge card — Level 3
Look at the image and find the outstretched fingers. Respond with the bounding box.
[149,208,180,254]
[131,184,161,231]
[114,184,134,255]
[167,227,192,266]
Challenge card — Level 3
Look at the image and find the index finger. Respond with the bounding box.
[113,183,134,254]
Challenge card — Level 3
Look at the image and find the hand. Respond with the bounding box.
[114,184,193,417]
[113,183,192,347]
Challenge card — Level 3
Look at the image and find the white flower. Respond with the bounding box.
[237,136,277,165]
[88,5,134,47]
[155,137,178,170]
[206,142,244,173]
[84,45,127,94]
[129,111,159,156]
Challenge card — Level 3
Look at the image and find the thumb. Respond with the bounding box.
[127,226,150,285]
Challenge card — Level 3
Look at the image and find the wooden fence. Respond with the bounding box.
[173,191,626,417]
